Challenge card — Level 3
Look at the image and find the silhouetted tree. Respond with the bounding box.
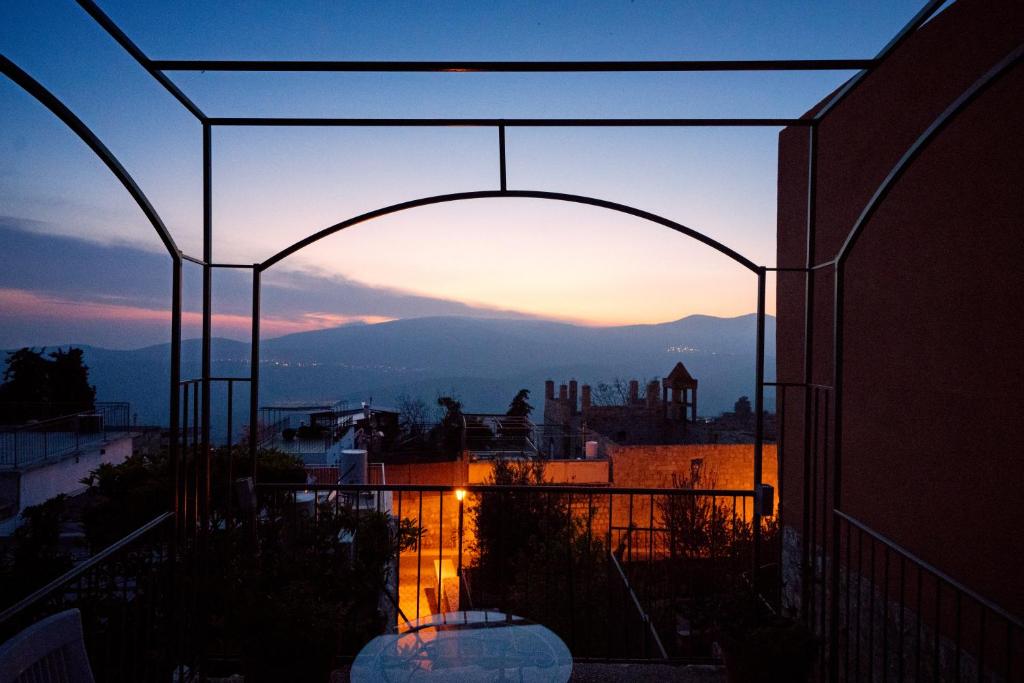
[734,395,752,416]
[506,389,533,417]
[591,378,629,406]
[396,393,429,436]
[0,347,95,423]
[435,396,464,454]
[470,459,609,654]
[0,495,73,608]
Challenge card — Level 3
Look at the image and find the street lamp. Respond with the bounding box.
[455,488,466,607]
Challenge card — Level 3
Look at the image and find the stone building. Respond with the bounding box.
[542,362,699,454]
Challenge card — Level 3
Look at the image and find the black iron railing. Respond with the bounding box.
[249,482,769,663]
[0,402,130,469]
[0,512,176,682]
[830,511,1023,682]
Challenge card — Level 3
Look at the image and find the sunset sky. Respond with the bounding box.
[1,0,927,348]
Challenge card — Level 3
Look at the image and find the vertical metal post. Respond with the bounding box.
[457,495,464,605]
[498,125,507,192]
[753,266,766,585]
[801,122,818,624]
[169,258,182,525]
[830,253,845,683]
[196,123,213,680]
[249,268,261,479]
[226,379,234,525]
[200,122,212,533]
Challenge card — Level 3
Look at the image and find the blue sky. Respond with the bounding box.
[1,0,928,348]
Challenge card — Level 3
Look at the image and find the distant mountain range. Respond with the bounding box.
[11,314,776,442]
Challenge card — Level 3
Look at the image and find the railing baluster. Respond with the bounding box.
[883,546,889,683]
[438,490,443,615]
[934,580,941,683]
[978,606,986,682]
[954,590,962,683]
[898,555,905,683]
[416,491,423,621]
[843,518,851,682]
[921,561,929,679]
[396,489,403,624]
[869,539,876,680]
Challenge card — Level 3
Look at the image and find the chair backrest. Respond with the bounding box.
[0,609,95,683]
[234,476,256,513]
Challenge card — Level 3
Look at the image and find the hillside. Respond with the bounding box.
[9,314,776,440]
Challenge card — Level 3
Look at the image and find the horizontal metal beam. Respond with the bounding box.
[256,482,756,497]
[181,253,206,266]
[814,0,947,120]
[154,59,874,73]
[209,116,809,128]
[76,0,206,120]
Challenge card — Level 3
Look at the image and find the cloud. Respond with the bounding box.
[0,217,544,349]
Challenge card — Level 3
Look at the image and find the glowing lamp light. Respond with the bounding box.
[454,488,466,502]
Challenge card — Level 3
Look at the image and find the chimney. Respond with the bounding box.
[559,384,568,400]
[569,380,578,412]
[646,380,660,410]
[545,380,555,400]
[581,384,591,411]
[628,380,639,404]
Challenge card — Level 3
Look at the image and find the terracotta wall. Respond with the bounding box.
[609,443,778,494]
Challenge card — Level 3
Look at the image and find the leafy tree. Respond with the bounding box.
[0,347,96,423]
[80,453,170,549]
[207,491,420,681]
[470,459,610,655]
[434,396,464,455]
[505,389,533,417]
[48,348,95,410]
[0,496,74,608]
[734,396,753,416]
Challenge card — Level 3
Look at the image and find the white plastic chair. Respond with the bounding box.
[0,609,95,683]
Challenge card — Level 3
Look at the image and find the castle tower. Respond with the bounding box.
[662,361,699,422]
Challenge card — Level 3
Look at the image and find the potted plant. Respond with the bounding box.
[712,588,817,683]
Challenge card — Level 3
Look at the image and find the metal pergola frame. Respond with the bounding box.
[8,0,1006,677]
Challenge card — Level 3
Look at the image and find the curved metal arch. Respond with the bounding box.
[0,55,180,258]
[836,43,1024,266]
[259,189,761,273]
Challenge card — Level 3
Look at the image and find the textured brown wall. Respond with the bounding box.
[609,443,778,493]
[777,0,1024,614]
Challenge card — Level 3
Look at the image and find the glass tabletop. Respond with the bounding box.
[351,611,572,682]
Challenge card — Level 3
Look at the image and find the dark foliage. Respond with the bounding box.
[433,396,464,455]
[469,459,612,655]
[0,495,74,608]
[505,389,533,417]
[205,494,419,681]
[0,347,96,423]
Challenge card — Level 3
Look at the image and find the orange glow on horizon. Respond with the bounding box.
[0,288,393,341]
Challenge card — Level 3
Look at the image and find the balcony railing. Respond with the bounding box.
[0,402,131,469]
[0,512,175,682]
[247,482,771,664]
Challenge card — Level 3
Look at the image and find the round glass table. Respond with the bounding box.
[351,611,572,682]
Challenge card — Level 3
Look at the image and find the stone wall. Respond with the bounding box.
[609,443,778,493]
